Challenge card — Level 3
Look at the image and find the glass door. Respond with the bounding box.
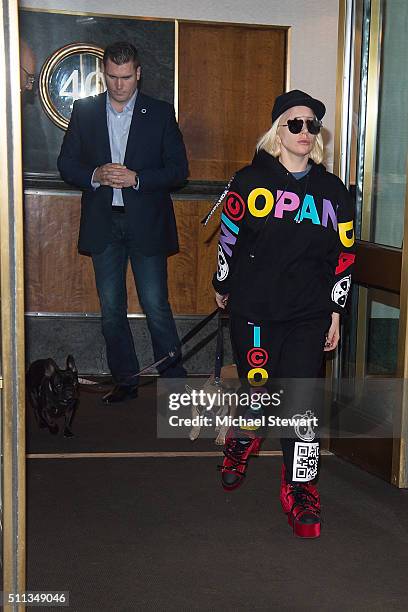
[0,0,26,605]
[332,0,408,486]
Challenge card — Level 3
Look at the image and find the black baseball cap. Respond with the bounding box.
[272,89,326,123]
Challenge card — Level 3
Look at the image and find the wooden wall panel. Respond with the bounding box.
[168,199,221,314]
[24,193,100,313]
[179,23,287,181]
[168,200,198,313]
[24,193,220,315]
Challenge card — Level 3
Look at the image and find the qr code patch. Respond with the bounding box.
[292,442,319,482]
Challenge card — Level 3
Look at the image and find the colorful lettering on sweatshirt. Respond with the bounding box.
[218,204,241,265]
[246,323,269,386]
[223,191,246,222]
[248,188,275,217]
[246,187,342,231]
[338,220,355,247]
[274,191,300,218]
[215,184,355,313]
[219,221,238,257]
[335,252,355,275]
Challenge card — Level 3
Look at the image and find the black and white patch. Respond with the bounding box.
[217,244,229,281]
[293,409,316,442]
[331,275,351,307]
[292,442,319,482]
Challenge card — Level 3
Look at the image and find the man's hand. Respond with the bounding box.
[324,312,340,351]
[114,167,138,188]
[93,163,137,188]
[215,291,229,309]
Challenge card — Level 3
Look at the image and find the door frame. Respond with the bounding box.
[0,0,26,604]
[334,0,408,487]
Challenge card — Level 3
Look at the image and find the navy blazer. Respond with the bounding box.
[57,91,189,255]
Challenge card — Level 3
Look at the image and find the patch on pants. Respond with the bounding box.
[292,442,319,482]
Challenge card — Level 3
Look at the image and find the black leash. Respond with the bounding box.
[130,307,220,378]
[214,310,224,383]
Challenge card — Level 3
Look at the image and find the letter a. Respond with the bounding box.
[296,194,320,225]
[335,252,355,275]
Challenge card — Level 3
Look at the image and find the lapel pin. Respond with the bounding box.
[141,108,147,113]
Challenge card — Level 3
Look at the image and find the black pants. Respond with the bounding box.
[229,314,331,483]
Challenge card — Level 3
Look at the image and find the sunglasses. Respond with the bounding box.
[279,118,322,135]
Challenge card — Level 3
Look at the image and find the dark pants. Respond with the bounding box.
[92,211,186,385]
[229,314,331,483]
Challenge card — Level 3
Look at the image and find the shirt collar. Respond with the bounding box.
[107,88,138,114]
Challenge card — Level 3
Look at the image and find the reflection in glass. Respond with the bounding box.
[49,54,106,121]
[366,292,399,375]
[371,0,408,248]
[39,44,105,130]
[340,286,399,378]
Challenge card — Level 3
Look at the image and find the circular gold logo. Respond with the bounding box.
[39,43,106,130]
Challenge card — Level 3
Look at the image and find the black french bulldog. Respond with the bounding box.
[27,355,79,437]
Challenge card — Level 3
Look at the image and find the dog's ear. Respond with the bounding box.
[66,355,77,373]
[44,359,57,378]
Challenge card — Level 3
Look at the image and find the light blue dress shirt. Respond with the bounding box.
[92,90,139,205]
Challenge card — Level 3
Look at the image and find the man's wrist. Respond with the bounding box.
[91,167,100,189]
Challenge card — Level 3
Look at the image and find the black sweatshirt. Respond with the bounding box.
[212,150,355,321]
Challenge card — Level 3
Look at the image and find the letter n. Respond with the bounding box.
[219,222,237,257]
[322,198,338,230]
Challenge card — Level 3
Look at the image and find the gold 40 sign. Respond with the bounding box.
[39,43,106,130]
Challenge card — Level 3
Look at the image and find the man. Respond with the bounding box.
[20,39,36,96]
[58,41,188,403]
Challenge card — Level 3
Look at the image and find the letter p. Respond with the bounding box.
[274,191,300,219]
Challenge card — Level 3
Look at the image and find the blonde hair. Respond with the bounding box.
[256,113,324,164]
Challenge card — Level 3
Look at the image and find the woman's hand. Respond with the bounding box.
[324,312,340,351]
[215,292,229,309]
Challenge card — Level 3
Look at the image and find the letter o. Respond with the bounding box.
[248,188,274,218]
[247,367,269,387]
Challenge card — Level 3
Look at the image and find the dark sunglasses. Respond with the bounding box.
[279,118,322,135]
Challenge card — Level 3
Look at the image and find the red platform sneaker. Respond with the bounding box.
[280,465,321,538]
[218,429,262,491]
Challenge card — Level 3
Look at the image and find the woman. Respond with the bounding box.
[212,90,355,538]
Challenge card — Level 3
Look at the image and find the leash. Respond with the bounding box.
[133,307,220,377]
[201,174,235,226]
[80,180,234,386]
[78,307,221,385]
[214,310,224,383]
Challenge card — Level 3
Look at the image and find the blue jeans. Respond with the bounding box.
[92,212,186,385]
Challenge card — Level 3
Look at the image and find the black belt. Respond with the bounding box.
[112,205,125,213]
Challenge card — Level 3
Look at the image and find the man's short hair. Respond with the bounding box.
[103,42,140,68]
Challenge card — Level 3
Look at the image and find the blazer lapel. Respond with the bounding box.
[94,92,111,164]
[124,91,147,166]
